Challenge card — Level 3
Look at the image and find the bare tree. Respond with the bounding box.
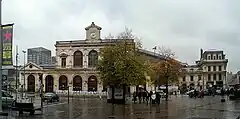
[151,46,183,101]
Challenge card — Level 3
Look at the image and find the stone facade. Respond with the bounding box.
[19,22,159,93]
[179,49,228,91]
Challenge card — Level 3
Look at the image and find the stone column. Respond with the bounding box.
[82,74,88,91]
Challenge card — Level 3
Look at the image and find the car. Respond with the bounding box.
[43,92,59,102]
[2,90,16,108]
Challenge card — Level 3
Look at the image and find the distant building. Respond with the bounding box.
[227,71,240,87]
[27,47,51,65]
[179,49,228,91]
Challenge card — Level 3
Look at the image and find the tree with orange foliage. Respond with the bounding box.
[150,46,184,101]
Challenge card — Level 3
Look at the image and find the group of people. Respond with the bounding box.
[132,90,162,105]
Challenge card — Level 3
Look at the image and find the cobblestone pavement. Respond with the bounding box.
[0,96,239,119]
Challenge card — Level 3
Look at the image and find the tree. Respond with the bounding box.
[98,42,148,86]
[150,46,184,101]
[98,27,150,103]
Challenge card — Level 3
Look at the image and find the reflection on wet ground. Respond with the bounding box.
[0,96,239,119]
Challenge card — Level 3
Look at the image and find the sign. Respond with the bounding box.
[2,24,14,65]
[114,87,123,99]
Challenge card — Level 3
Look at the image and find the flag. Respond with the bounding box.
[2,24,14,65]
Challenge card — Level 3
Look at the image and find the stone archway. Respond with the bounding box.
[27,74,35,92]
[59,75,68,90]
[88,75,98,92]
[45,75,54,92]
[73,75,82,91]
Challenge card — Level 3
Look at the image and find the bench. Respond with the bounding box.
[12,102,41,115]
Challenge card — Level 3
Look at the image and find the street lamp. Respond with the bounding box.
[22,50,26,97]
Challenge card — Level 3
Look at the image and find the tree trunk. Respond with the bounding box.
[165,76,169,101]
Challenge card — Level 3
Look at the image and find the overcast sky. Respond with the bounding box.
[2,0,240,72]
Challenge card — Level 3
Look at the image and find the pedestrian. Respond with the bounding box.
[133,91,137,104]
[149,91,153,103]
[156,92,161,105]
[138,91,142,104]
[146,92,150,105]
[143,91,147,103]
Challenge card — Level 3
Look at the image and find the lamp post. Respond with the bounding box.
[38,73,43,113]
[0,0,2,112]
[152,46,157,91]
[22,50,26,97]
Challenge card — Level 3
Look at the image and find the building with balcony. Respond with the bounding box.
[179,49,228,91]
[19,22,164,93]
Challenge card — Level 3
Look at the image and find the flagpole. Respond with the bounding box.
[0,0,3,112]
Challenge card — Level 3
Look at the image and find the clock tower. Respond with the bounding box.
[85,22,102,40]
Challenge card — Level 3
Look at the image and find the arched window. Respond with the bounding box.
[88,50,98,67]
[59,75,68,90]
[73,51,83,67]
[73,75,82,91]
[88,75,98,92]
[45,75,54,92]
[27,74,35,92]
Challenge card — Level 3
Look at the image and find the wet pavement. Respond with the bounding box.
[0,96,239,119]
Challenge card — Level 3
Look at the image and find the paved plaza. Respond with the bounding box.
[0,96,239,119]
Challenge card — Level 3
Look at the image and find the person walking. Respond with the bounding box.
[138,91,142,104]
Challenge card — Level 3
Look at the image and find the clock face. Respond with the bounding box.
[90,32,96,39]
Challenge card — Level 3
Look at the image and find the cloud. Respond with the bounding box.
[2,0,240,72]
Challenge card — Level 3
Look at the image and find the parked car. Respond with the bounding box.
[43,92,59,102]
[2,90,16,108]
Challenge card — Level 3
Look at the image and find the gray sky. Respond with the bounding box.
[2,0,240,72]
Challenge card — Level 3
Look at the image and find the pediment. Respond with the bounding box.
[85,22,102,30]
[59,52,68,57]
[21,62,43,70]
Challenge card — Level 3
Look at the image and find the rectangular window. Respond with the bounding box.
[190,76,194,81]
[61,58,66,68]
[213,74,216,80]
[213,66,216,71]
[183,76,186,82]
[219,66,222,71]
[213,56,216,60]
[219,55,222,59]
[219,74,222,80]
[208,74,211,81]
[208,66,211,71]
[208,56,211,60]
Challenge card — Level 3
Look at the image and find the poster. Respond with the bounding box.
[114,87,123,99]
[2,24,14,65]
[107,87,112,99]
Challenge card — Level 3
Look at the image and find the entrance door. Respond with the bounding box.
[45,75,54,92]
[27,74,35,92]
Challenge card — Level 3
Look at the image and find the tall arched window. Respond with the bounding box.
[59,75,68,90]
[27,74,35,92]
[73,75,82,91]
[88,50,98,67]
[73,51,83,67]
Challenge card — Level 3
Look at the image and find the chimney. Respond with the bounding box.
[200,48,203,59]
